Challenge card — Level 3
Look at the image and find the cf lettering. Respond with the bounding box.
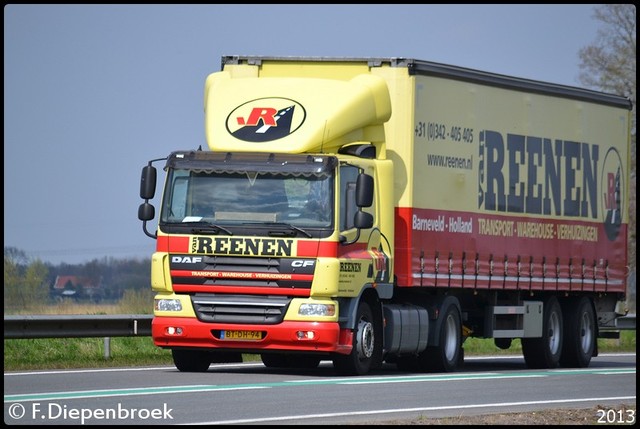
[292,260,314,268]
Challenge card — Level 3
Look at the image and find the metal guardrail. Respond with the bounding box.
[3,313,635,340]
[4,313,636,340]
[3,314,153,339]
[2,313,634,361]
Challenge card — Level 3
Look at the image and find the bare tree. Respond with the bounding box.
[578,4,636,310]
[4,250,49,312]
[579,5,636,127]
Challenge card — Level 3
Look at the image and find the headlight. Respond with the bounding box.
[298,303,335,317]
[155,298,182,312]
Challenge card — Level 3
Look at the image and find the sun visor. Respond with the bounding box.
[204,72,391,153]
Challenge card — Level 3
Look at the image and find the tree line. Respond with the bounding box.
[4,246,151,311]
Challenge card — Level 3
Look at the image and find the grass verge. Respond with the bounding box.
[4,330,635,371]
[4,297,635,371]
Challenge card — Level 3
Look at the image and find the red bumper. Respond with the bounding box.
[152,316,352,354]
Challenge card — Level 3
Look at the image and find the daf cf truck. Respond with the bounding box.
[138,56,633,375]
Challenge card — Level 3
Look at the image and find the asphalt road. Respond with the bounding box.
[4,353,636,425]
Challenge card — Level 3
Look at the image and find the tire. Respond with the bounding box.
[172,349,211,372]
[333,301,376,375]
[560,296,596,368]
[522,296,563,369]
[419,302,462,372]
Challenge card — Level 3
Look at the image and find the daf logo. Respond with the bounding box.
[291,260,315,268]
[172,256,203,264]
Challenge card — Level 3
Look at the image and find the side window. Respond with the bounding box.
[339,165,359,231]
[161,170,189,222]
[170,176,188,219]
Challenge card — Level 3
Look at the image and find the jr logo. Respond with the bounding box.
[226,97,306,142]
[601,147,624,241]
[236,107,278,127]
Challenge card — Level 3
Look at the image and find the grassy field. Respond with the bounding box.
[3,295,636,371]
[4,331,635,371]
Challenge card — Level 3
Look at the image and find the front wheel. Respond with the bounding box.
[172,349,211,372]
[522,296,563,369]
[333,301,376,375]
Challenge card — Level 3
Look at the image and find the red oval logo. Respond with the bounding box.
[226,97,306,142]
[600,146,625,241]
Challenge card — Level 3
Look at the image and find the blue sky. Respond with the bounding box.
[4,4,604,265]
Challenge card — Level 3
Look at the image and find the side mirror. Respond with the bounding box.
[354,210,373,229]
[138,157,166,240]
[340,171,375,246]
[356,173,374,207]
[138,202,155,221]
[140,165,157,200]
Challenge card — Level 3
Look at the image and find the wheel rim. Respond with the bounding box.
[579,310,594,353]
[443,314,459,361]
[357,318,374,359]
[548,310,561,354]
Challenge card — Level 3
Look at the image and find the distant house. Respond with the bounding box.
[52,275,103,300]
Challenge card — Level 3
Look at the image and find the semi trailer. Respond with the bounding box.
[138,56,633,375]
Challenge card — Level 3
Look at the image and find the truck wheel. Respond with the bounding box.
[419,302,462,372]
[522,296,563,369]
[560,296,596,368]
[333,301,375,375]
[172,349,211,372]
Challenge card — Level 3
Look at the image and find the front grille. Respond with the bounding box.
[170,255,314,290]
[192,293,291,324]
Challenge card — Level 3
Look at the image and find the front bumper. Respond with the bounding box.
[152,316,352,354]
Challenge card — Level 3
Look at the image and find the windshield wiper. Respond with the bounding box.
[178,221,233,236]
[244,222,313,238]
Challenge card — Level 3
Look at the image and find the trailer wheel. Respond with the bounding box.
[172,349,211,372]
[522,296,563,369]
[420,302,462,372]
[560,296,596,368]
[333,301,375,375]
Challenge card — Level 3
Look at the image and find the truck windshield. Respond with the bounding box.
[160,169,334,229]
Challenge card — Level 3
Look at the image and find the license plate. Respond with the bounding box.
[221,330,262,341]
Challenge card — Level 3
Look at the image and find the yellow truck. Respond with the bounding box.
[138,56,633,375]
